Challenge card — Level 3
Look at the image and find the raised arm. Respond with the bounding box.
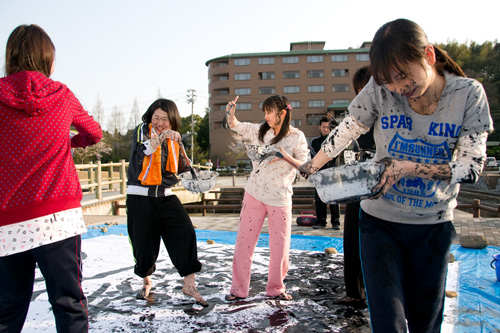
[226,96,240,128]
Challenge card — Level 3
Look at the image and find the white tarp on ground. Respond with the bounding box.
[19,232,483,332]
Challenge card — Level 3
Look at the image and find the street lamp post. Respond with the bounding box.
[186,89,196,164]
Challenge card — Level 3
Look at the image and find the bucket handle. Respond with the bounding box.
[492,259,497,269]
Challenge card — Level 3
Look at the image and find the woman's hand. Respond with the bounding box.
[160,129,182,143]
[371,158,399,198]
[268,147,291,164]
[370,158,451,199]
[225,96,239,128]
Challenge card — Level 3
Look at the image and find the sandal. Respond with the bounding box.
[225,294,244,301]
[275,292,293,301]
[182,290,209,308]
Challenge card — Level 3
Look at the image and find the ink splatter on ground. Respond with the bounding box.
[22,235,466,332]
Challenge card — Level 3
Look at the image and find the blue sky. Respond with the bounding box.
[1,0,499,129]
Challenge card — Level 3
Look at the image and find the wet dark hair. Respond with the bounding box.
[258,95,291,145]
[5,24,55,77]
[353,65,371,95]
[142,98,181,131]
[370,19,465,86]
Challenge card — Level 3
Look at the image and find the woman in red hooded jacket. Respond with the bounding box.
[0,25,102,332]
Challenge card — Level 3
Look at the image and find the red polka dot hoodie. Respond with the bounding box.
[0,71,102,226]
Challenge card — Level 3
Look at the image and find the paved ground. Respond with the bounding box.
[83,211,500,247]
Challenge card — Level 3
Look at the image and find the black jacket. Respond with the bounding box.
[127,123,190,196]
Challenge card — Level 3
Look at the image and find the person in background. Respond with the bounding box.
[126,98,207,306]
[310,116,341,230]
[206,159,213,170]
[335,65,374,309]
[225,95,308,301]
[301,19,492,332]
[0,24,103,332]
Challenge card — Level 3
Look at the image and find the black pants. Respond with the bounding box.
[343,201,365,300]
[359,210,456,333]
[0,236,88,333]
[127,195,202,278]
[314,189,340,226]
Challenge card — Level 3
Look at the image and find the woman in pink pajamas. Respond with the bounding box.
[225,95,308,301]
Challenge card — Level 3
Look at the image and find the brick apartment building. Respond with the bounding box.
[205,41,370,168]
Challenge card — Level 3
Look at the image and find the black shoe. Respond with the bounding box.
[313,224,326,229]
[332,225,341,230]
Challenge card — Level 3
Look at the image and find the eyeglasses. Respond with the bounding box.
[152,115,169,123]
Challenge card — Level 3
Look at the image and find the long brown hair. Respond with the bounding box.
[258,95,291,145]
[142,99,181,131]
[370,19,465,86]
[5,24,55,77]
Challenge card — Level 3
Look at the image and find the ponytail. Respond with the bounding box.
[434,45,465,77]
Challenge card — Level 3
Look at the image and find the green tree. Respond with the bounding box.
[438,40,500,140]
[196,109,210,154]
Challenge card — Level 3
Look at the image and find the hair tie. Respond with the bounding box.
[286,104,292,111]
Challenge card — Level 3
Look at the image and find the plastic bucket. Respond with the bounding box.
[246,145,279,161]
[491,254,500,282]
[179,171,219,194]
[308,161,385,204]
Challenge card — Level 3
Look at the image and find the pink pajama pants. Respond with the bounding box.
[229,192,292,298]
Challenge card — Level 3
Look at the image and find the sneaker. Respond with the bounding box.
[312,224,326,229]
[332,225,341,230]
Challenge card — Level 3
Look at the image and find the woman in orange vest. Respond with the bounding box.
[126,98,207,306]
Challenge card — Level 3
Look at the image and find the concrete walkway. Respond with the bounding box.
[83,211,500,247]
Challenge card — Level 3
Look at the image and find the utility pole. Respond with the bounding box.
[186,89,196,164]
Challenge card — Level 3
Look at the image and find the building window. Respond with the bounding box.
[291,119,302,127]
[307,70,324,78]
[219,89,229,95]
[356,54,370,61]
[235,88,251,95]
[308,100,325,108]
[332,84,350,92]
[259,87,276,95]
[259,72,275,80]
[308,85,325,93]
[307,55,323,63]
[290,101,301,108]
[282,56,299,64]
[332,69,349,77]
[219,75,228,81]
[258,57,275,65]
[284,86,300,94]
[283,71,300,79]
[217,61,228,66]
[234,73,251,80]
[307,114,326,126]
[333,99,350,104]
[234,58,250,66]
[331,54,348,62]
[236,103,252,110]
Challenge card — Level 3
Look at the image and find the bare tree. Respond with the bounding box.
[127,98,141,130]
[107,105,124,135]
[92,95,104,125]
